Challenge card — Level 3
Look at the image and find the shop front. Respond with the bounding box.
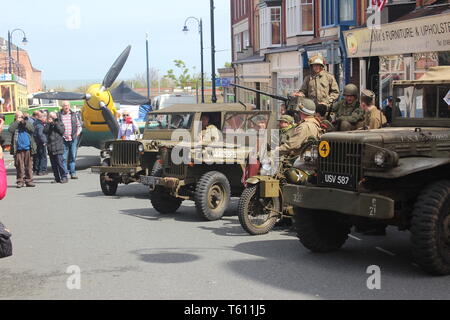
[344,11,450,107]
[234,57,272,110]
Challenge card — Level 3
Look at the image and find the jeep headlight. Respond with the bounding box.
[108,144,114,152]
[138,144,145,153]
[310,146,319,162]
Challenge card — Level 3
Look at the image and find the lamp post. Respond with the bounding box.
[146,33,151,100]
[7,29,28,75]
[210,0,217,103]
[183,17,205,104]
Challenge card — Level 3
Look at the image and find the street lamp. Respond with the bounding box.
[183,17,205,104]
[146,33,151,100]
[210,0,217,103]
[7,29,28,75]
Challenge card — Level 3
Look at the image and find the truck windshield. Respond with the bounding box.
[223,112,270,132]
[394,84,450,119]
[146,113,194,130]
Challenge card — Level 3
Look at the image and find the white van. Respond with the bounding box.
[153,94,197,110]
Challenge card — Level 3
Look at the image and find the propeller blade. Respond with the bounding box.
[33,92,86,101]
[102,45,132,89]
[100,104,119,139]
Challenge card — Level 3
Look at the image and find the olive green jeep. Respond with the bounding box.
[140,104,276,221]
[283,66,450,276]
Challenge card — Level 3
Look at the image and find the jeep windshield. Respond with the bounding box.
[146,113,194,130]
[393,84,450,122]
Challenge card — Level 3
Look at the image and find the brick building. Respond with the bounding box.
[230,0,450,110]
[0,37,42,94]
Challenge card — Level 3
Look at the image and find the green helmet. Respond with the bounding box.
[295,98,316,116]
[278,115,295,124]
[343,84,359,97]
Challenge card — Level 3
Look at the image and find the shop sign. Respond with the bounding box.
[344,13,450,58]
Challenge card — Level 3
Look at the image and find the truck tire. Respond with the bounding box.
[100,159,119,196]
[294,208,351,253]
[195,171,231,221]
[411,180,450,276]
[151,187,182,214]
[238,186,280,235]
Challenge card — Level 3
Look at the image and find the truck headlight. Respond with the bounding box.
[310,146,319,162]
[138,144,145,153]
[108,144,114,152]
[374,151,386,167]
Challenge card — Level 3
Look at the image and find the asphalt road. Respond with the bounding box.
[0,147,448,300]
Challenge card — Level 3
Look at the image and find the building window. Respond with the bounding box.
[321,0,337,27]
[234,34,242,54]
[286,0,314,37]
[243,30,250,48]
[340,0,356,25]
[261,6,282,49]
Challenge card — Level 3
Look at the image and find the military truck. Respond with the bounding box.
[283,66,450,275]
[140,104,275,221]
[91,104,211,196]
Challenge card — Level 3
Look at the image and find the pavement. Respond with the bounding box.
[0,147,449,300]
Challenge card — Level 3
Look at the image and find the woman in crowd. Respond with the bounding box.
[0,116,6,200]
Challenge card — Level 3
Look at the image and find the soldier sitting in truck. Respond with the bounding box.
[199,113,221,143]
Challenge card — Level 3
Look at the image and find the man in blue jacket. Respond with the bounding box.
[33,111,48,176]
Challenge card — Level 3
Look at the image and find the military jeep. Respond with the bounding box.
[91,104,208,196]
[283,66,450,275]
[140,104,275,221]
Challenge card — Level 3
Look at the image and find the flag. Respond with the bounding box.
[372,0,388,11]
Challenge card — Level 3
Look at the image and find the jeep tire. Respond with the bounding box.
[100,159,119,196]
[294,208,352,253]
[411,180,450,276]
[195,171,231,221]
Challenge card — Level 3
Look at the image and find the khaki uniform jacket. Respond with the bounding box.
[364,106,387,130]
[199,125,221,143]
[332,100,364,124]
[278,117,322,155]
[299,71,340,108]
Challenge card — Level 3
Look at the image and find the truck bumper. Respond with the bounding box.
[91,166,141,175]
[283,184,395,220]
[140,175,181,191]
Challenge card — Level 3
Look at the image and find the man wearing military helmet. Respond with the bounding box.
[294,54,340,109]
[276,99,323,156]
[331,84,365,131]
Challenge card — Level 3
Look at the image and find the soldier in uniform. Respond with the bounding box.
[294,55,340,109]
[331,84,365,131]
[276,99,323,156]
[199,114,221,143]
[360,89,387,130]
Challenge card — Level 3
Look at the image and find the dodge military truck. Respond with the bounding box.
[140,104,275,221]
[283,67,450,275]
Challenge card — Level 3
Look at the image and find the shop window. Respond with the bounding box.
[414,52,439,80]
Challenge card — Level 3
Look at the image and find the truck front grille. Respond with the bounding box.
[318,141,363,191]
[110,141,140,167]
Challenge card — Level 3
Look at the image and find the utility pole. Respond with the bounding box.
[210,0,217,103]
[146,33,151,100]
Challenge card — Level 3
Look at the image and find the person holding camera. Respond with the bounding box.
[118,113,138,141]
[45,112,68,184]
[8,111,36,188]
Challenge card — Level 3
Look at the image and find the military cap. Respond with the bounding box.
[361,89,376,100]
[295,98,316,116]
[278,115,295,124]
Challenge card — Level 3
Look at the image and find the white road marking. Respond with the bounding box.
[349,234,362,241]
[375,247,396,257]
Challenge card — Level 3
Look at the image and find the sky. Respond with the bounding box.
[1,0,231,88]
